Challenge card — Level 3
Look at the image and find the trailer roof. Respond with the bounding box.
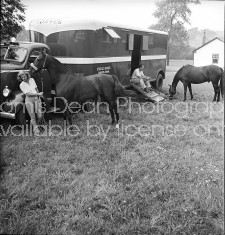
[29,17,168,36]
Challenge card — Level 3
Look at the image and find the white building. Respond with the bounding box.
[193,37,224,69]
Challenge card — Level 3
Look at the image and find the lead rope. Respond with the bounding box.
[41,76,44,94]
[37,71,48,127]
[37,53,50,128]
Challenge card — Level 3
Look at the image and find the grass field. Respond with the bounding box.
[0,60,224,234]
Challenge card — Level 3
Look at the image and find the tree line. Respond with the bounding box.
[149,0,200,65]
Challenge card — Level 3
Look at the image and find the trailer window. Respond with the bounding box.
[128,34,134,50]
[148,34,153,45]
[142,35,148,50]
[73,32,86,42]
[103,31,111,43]
[47,33,59,43]
[212,54,219,64]
[75,33,85,41]
[30,31,45,43]
[103,28,120,43]
[122,32,128,44]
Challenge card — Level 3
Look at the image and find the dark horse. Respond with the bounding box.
[169,64,224,101]
[29,51,135,127]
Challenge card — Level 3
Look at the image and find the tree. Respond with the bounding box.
[16,25,29,41]
[1,0,26,42]
[151,0,200,65]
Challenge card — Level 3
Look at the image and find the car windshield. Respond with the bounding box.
[4,47,27,62]
[1,46,8,60]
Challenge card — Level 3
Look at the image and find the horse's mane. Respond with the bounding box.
[176,64,193,75]
[172,64,192,84]
[48,55,81,89]
[174,66,184,77]
[51,55,72,74]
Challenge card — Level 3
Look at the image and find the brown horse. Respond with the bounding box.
[29,51,135,126]
[169,64,224,101]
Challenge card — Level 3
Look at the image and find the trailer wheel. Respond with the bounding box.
[155,73,164,91]
[16,108,26,127]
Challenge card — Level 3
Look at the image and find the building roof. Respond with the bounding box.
[193,37,224,53]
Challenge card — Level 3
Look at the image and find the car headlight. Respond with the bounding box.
[3,86,11,97]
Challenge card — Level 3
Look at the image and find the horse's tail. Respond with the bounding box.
[220,68,224,98]
[112,75,136,97]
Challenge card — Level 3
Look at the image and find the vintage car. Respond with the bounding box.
[0,41,55,125]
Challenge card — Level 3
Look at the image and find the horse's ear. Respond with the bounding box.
[41,48,47,55]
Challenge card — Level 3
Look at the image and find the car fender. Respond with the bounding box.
[1,90,26,114]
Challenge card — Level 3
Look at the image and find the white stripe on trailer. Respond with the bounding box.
[55,55,166,64]
[141,55,166,60]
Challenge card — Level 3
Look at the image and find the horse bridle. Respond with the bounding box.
[42,53,48,70]
[30,53,48,72]
[30,53,49,95]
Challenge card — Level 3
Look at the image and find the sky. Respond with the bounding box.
[21,0,224,32]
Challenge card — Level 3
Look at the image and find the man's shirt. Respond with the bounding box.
[131,68,145,79]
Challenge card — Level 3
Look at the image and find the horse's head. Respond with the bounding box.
[168,84,176,99]
[29,50,50,76]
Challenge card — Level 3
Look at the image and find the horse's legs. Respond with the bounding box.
[110,101,120,129]
[109,106,115,125]
[95,96,99,113]
[217,89,221,102]
[58,98,71,126]
[62,112,67,125]
[188,83,193,100]
[183,82,188,101]
[212,83,220,102]
[113,101,119,124]
[101,94,116,125]
[63,109,72,126]
[67,109,73,126]
[107,100,119,125]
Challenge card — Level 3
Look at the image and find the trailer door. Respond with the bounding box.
[131,34,142,75]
